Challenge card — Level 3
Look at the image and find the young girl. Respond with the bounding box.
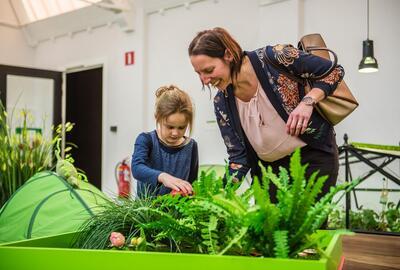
[131,85,198,198]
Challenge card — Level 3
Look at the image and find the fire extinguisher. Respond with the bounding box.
[115,158,131,198]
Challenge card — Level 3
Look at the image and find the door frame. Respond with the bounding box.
[0,61,108,192]
[63,59,107,192]
[0,64,62,128]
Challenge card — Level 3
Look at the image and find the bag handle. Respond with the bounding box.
[302,46,338,80]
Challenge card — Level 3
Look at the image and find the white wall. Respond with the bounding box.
[304,0,399,146]
[303,0,400,209]
[0,1,35,66]
[32,9,146,196]
[0,0,399,206]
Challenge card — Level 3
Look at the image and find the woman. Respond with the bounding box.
[188,27,344,200]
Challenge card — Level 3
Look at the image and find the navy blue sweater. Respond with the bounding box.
[131,130,199,198]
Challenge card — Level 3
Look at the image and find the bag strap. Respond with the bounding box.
[262,46,338,83]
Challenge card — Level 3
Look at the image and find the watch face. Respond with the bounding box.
[302,96,315,106]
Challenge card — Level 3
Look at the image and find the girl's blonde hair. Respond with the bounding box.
[154,85,194,133]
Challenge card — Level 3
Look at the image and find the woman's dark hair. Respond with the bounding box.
[188,27,243,81]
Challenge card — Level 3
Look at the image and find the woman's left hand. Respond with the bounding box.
[286,103,313,136]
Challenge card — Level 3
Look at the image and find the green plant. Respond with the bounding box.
[385,202,400,231]
[75,148,355,259]
[74,193,202,252]
[0,101,71,207]
[54,138,87,188]
[328,203,400,232]
[352,208,380,230]
[327,207,345,229]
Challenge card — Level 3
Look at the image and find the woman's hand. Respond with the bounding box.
[158,172,193,195]
[287,87,325,136]
[286,102,314,136]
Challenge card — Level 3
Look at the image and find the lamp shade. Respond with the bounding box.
[359,39,378,73]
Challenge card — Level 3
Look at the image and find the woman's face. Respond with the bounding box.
[190,54,231,91]
[157,112,188,146]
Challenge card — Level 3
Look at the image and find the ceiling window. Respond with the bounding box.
[12,0,101,25]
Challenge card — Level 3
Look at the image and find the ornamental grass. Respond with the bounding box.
[0,101,71,207]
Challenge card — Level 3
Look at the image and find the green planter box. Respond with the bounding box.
[0,231,344,270]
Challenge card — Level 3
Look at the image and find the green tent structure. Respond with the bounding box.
[0,171,109,243]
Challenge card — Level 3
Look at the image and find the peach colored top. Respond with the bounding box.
[235,83,306,162]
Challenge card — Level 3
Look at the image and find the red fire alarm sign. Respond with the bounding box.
[125,51,135,65]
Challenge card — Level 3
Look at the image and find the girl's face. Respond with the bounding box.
[157,112,189,146]
[190,54,232,91]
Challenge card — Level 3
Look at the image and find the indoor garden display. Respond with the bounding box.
[74,149,356,258]
[0,148,356,270]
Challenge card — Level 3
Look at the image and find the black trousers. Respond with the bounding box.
[259,144,339,204]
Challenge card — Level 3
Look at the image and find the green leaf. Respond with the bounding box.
[273,230,289,258]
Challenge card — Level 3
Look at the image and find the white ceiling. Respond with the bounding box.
[0,0,272,47]
[14,0,91,25]
[0,0,136,46]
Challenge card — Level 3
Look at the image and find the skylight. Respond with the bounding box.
[12,0,102,25]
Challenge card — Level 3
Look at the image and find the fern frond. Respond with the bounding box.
[262,204,280,239]
[193,170,223,198]
[200,215,219,254]
[190,198,230,218]
[241,187,254,204]
[252,176,269,208]
[258,162,271,196]
[289,148,303,181]
[278,167,290,190]
[218,226,248,255]
[290,173,328,230]
[264,166,284,191]
[287,149,307,227]
[212,194,247,217]
[265,166,292,224]
[273,230,289,258]
[291,232,330,258]
[291,183,347,246]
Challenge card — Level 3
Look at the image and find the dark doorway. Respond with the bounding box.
[66,67,102,190]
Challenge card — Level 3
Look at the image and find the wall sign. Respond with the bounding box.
[125,51,135,66]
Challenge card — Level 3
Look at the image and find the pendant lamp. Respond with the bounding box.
[359,0,378,73]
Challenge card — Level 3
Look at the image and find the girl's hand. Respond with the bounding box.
[286,102,313,136]
[158,172,193,195]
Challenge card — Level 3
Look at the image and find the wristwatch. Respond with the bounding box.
[301,96,316,106]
